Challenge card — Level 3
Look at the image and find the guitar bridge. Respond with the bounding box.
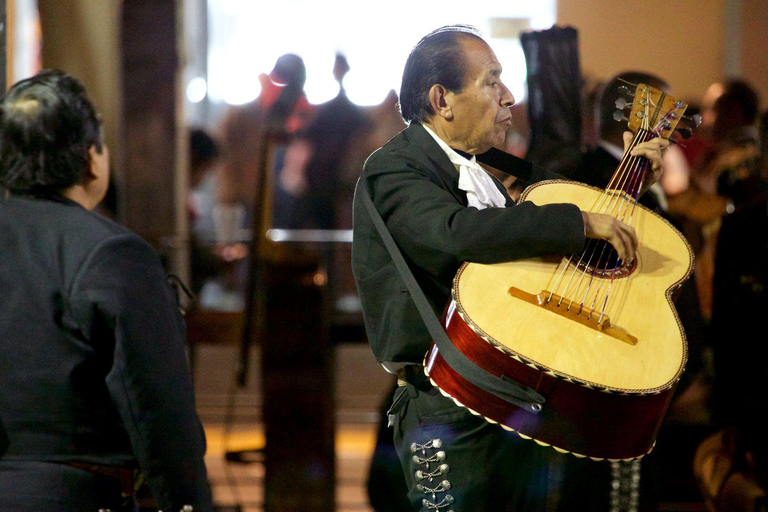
[508,287,638,346]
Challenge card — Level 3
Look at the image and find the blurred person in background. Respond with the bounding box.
[0,70,212,512]
[666,80,762,321]
[276,52,369,230]
[218,53,315,209]
[692,100,768,512]
[187,128,224,297]
[210,54,315,309]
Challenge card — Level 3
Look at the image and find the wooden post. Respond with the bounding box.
[235,131,336,511]
[260,257,336,512]
[1,0,6,91]
[120,0,178,252]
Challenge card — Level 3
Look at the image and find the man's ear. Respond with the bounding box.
[86,144,110,185]
[428,84,453,121]
[86,146,100,180]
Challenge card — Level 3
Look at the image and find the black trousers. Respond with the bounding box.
[0,460,132,512]
[390,370,550,512]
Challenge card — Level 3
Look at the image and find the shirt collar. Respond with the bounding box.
[422,124,478,170]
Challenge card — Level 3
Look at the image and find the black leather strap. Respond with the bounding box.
[359,179,545,414]
[477,147,534,182]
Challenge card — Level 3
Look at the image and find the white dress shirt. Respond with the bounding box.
[422,124,507,210]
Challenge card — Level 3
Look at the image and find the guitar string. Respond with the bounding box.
[583,90,663,319]
[547,88,673,325]
[590,132,649,300]
[552,145,641,310]
[588,127,651,321]
[593,145,648,322]
[561,92,676,327]
[594,119,669,322]
[546,112,652,307]
[552,130,646,313]
[576,136,646,318]
[551,140,640,313]
[550,123,651,319]
[549,140,638,309]
[594,99,675,321]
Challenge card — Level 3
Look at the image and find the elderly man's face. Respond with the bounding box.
[447,37,515,154]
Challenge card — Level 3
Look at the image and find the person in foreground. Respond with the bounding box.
[0,70,213,512]
[352,26,668,511]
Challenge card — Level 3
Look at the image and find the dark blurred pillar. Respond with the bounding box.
[259,256,336,512]
[237,131,336,511]
[120,0,178,249]
[1,0,6,91]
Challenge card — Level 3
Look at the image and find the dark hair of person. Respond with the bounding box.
[713,80,760,136]
[190,128,219,169]
[0,69,103,194]
[270,53,307,89]
[399,25,484,125]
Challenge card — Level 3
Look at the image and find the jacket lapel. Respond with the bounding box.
[404,123,468,206]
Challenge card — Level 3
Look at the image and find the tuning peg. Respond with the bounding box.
[684,113,702,128]
[615,98,630,110]
[613,110,628,122]
[617,85,635,97]
[676,127,693,139]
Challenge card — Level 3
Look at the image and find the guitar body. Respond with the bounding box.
[425,180,694,460]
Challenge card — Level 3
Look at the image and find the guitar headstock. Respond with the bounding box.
[627,83,688,139]
[614,83,698,140]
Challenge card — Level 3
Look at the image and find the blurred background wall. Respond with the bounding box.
[559,0,768,104]
[4,0,768,277]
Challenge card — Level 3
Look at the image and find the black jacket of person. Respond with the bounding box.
[0,193,212,511]
[351,123,586,365]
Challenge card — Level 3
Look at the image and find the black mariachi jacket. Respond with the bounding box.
[352,122,587,364]
[0,193,212,512]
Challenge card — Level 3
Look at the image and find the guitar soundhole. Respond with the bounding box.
[574,239,637,278]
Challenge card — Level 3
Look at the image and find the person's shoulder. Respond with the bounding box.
[367,125,410,158]
[84,209,136,238]
[1,195,128,236]
[0,196,159,284]
[40,198,154,257]
[82,212,159,260]
[364,124,433,174]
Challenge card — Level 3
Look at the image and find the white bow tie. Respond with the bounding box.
[452,157,507,210]
[419,124,508,210]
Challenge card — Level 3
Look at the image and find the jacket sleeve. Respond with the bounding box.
[71,234,213,512]
[365,151,586,267]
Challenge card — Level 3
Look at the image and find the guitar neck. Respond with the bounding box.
[606,129,654,201]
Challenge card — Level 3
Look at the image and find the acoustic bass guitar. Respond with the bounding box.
[426,83,695,461]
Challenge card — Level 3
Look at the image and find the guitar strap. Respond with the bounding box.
[476,147,534,181]
[358,178,545,414]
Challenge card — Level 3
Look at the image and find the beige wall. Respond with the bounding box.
[741,0,768,106]
[558,0,768,109]
[557,0,726,105]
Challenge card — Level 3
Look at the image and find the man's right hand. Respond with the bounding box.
[581,211,638,263]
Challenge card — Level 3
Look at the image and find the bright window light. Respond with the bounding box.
[207,0,556,107]
[186,77,209,103]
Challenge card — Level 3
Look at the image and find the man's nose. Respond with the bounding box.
[500,82,515,107]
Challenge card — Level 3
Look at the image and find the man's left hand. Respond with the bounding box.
[623,131,670,196]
